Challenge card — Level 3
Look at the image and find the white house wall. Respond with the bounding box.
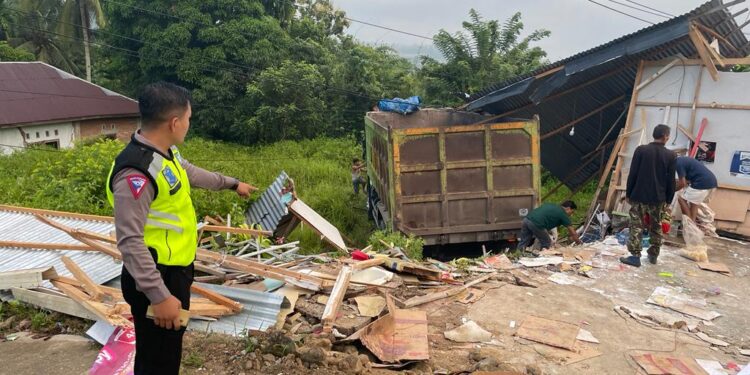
[0,122,75,154]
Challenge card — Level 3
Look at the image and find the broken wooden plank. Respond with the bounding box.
[0,266,58,290]
[321,265,353,332]
[190,283,243,313]
[635,58,682,92]
[0,240,94,251]
[11,287,98,320]
[50,280,132,327]
[33,214,122,259]
[515,316,580,351]
[402,274,493,308]
[196,249,324,291]
[689,24,719,81]
[146,305,190,327]
[61,255,104,301]
[289,199,348,252]
[348,258,386,271]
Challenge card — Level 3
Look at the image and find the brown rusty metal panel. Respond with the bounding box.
[401,202,441,229]
[446,168,487,193]
[492,131,531,159]
[445,132,485,161]
[493,165,533,191]
[399,135,438,165]
[401,171,441,196]
[447,199,488,226]
[493,196,535,223]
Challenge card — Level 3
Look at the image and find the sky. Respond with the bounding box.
[332,0,749,63]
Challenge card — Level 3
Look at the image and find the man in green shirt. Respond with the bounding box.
[517,200,582,252]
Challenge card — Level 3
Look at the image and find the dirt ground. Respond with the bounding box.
[0,236,747,374]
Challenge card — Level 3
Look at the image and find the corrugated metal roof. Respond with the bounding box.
[187,282,284,335]
[0,62,139,127]
[245,171,289,233]
[464,0,749,189]
[0,207,121,287]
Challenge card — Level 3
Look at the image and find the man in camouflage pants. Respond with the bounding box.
[621,124,677,267]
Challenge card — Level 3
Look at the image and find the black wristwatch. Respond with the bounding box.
[230,178,240,190]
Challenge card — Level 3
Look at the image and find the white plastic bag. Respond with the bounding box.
[680,216,708,262]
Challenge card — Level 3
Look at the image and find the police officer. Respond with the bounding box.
[106,82,255,374]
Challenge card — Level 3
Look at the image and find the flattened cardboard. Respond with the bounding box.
[515,315,579,351]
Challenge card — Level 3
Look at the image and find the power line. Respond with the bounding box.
[343,17,434,41]
[587,0,655,24]
[624,0,675,17]
[607,0,670,19]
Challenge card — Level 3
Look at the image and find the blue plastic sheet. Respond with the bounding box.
[378,96,421,114]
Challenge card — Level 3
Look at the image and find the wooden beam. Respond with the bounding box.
[677,125,696,143]
[52,275,123,300]
[0,240,93,251]
[348,257,386,271]
[60,256,104,301]
[636,101,750,111]
[50,280,133,327]
[201,225,272,237]
[402,274,493,308]
[689,24,720,81]
[0,205,113,222]
[321,265,353,332]
[11,287,99,321]
[588,129,625,219]
[196,249,323,291]
[190,284,243,313]
[695,23,740,56]
[474,64,634,123]
[540,95,626,140]
[534,65,564,79]
[635,58,682,92]
[0,267,58,289]
[33,214,122,259]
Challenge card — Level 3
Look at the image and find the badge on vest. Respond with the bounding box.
[162,166,182,195]
[125,174,148,199]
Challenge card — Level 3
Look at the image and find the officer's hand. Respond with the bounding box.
[236,182,257,198]
[153,295,182,331]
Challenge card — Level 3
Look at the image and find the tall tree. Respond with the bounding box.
[420,10,550,105]
[7,0,80,73]
[58,0,105,81]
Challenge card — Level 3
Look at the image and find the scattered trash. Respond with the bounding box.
[576,329,599,344]
[697,262,732,275]
[519,256,564,267]
[354,295,386,318]
[646,286,721,321]
[658,272,674,278]
[509,321,516,328]
[695,332,729,347]
[444,321,493,343]
[547,273,578,285]
[631,353,707,375]
[358,308,429,362]
[483,254,514,270]
[741,350,750,356]
[680,217,709,262]
[695,358,730,375]
[515,316,579,351]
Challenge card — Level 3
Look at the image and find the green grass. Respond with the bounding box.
[0,136,374,252]
[540,169,599,237]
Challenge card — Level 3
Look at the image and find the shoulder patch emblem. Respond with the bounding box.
[125,174,148,199]
[162,166,179,188]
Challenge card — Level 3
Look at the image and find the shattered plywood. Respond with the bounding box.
[359,308,429,362]
[289,199,347,252]
[697,262,731,275]
[631,353,708,375]
[515,316,579,351]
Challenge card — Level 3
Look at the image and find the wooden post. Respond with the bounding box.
[321,265,353,332]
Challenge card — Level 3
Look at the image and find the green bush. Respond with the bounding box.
[0,137,373,252]
[368,230,424,261]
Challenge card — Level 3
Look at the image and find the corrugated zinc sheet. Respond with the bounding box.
[0,208,121,287]
[0,62,139,127]
[463,0,749,189]
[187,282,284,335]
[245,171,289,233]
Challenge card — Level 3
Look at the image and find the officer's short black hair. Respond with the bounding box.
[138,82,191,129]
[653,124,671,140]
[561,200,577,210]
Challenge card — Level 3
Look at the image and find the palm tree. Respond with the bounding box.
[7,0,81,73]
[58,0,105,81]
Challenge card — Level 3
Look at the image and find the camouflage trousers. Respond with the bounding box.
[628,202,671,257]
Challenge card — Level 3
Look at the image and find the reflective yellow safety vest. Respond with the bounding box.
[106,135,197,266]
